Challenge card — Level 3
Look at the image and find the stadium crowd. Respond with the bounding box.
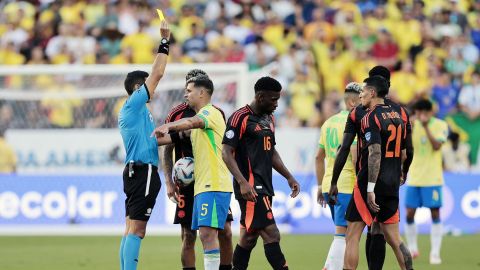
[0,0,480,168]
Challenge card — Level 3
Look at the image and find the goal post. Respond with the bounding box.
[0,63,250,129]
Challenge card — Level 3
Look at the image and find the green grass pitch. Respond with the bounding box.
[1,234,479,269]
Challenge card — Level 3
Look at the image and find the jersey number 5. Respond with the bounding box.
[386,124,402,158]
[264,136,271,151]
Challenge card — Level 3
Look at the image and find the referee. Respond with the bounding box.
[118,20,170,270]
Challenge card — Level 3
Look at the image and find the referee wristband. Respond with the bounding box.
[367,182,376,193]
[158,39,170,55]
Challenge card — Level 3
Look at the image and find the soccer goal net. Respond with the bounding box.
[0,63,249,129]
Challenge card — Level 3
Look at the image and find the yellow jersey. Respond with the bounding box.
[408,118,449,186]
[318,110,356,193]
[0,138,17,173]
[192,104,233,196]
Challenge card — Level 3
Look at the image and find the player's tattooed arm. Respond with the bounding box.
[162,144,179,202]
[368,144,382,184]
[152,116,204,137]
[273,149,300,198]
[367,143,381,212]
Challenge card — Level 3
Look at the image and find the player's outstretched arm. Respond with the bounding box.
[152,116,204,138]
[272,149,300,198]
[144,20,171,97]
[330,133,356,187]
[222,144,258,202]
[315,148,326,207]
[162,144,180,203]
[156,134,173,145]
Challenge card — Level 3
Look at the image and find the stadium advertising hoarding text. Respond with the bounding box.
[6,129,318,174]
[0,173,479,235]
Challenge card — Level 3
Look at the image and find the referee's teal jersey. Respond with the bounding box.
[118,84,159,166]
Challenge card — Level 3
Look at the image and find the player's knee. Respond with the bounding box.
[218,227,232,243]
[370,223,383,235]
[262,227,281,244]
[406,208,416,220]
[240,232,259,250]
[182,229,197,249]
[431,208,441,221]
[133,228,146,238]
[199,229,217,245]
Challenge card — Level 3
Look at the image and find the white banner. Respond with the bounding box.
[6,128,319,174]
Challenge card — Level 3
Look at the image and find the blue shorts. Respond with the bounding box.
[405,186,443,209]
[323,192,351,227]
[192,191,231,230]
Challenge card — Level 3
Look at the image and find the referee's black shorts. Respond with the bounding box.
[123,163,161,221]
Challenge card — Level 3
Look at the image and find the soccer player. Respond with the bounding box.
[342,76,413,270]
[162,69,234,270]
[153,75,233,270]
[222,76,300,270]
[404,99,448,264]
[328,66,413,270]
[315,82,361,270]
[118,21,170,270]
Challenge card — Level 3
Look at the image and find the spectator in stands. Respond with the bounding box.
[458,71,480,120]
[182,23,208,61]
[244,36,276,70]
[432,70,460,119]
[289,67,320,127]
[120,21,155,64]
[371,28,399,70]
[443,132,470,172]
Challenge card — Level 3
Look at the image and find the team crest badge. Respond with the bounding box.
[226,130,234,139]
[365,132,371,142]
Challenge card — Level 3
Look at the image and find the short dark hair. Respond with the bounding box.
[363,75,389,98]
[185,69,207,81]
[124,70,149,95]
[254,76,282,93]
[187,75,214,95]
[413,98,433,111]
[369,65,391,88]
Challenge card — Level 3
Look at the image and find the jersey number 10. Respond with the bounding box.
[386,124,402,158]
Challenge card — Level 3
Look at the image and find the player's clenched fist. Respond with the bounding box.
[152,125,169,138]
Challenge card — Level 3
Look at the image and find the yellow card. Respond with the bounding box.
[156,9,165,21]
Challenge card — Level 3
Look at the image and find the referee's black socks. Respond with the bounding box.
[264,242,288,270]
[232,244,252,270]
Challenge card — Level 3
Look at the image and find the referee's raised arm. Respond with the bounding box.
[144,20,171,97]
[117,18,171,270]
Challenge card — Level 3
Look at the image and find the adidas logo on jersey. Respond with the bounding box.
[254,124,262,132]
